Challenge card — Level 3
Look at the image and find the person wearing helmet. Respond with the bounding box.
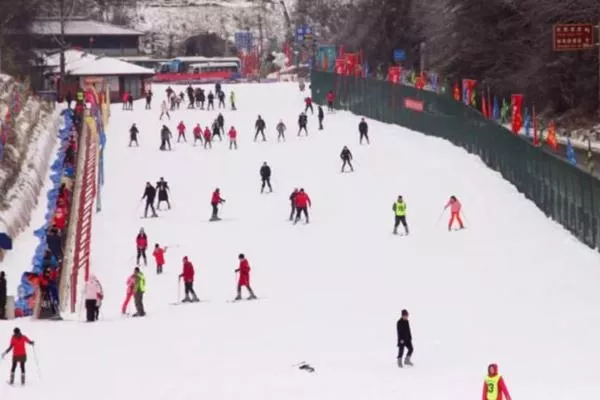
[482,364,512,400]
[276,120,287,142]
[2,327,34,385]
[254,115,266,142]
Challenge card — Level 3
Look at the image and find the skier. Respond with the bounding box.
[160,125,172,151]
[359,118,370,144]
[132,267,146,317]
[293,188,311,224]
[156,177,171,210]
[326,90,335,111]
[207,91,215,110]
[165,86,174,99]
[179,256,199,302]
[129,123,139,146]
[212,119,222,142]
[210,188,226,221]
[229,90,236,110]
[203,126,212,149]
[254,115,267,141]
[234,253,256,300]
[276,120,286,141]
[159,100,170,120]
[136,228,148,266]
[396,309,413,367]
[318,105,324,130]
[215,82,222,94]
[198,88,206,109]
[194,88,203,109]
[176,121,187,142]
[153,244,167,274]
[217,113,225,135]
[127,93,134,110]
[392,195,409,235]
[2,328,34,385]
[0,271,6,320]
[340,146,354,172]
[218,90,226,109]
[193,123,203,146]
[186,85,195,108]
[444,196,464,231]
[84,274,103,322]
[145,89,153,110]
[482,364,512,400]
[298,112,308,136]
[289,188,298,221]
[121,272,136,315]
[304,96,314,114]
[228,126,238,150]
[141,182,158,218]
[260,162,272,193]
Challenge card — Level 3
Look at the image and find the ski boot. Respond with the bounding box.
[182,297,191,303]
[248,294,257,300]
[234,295,242,301]
[397,358,403,368]
[192,295,200,302]
[404,356,413,367]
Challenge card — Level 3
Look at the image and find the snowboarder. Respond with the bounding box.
[289,188,298,221]
[203,126,212,149]
[121,273,136,315]
[212,119,222,142]
[260,162,272,193]
[132,267,146,317]
[160,125,172,151]
[359,118,370,144]
[179,256,199,302]
[84,274,103,322]
[318,105,324,130]
[2,328,34,385]
[176,121,187,142]
[153,244,167,274]
[145,89,153,110]
[156,177,171,210]
[276,120,286,141]
[129,123,139,146]
[0,271,6,320]
[293,188,311,224]
[444,196,464,231]
[218,90,226,109]
[304,97,314,114]
[396,309,413,367]
[255,115,267,141]
[393,196,408,235]
[207,91,215,110]
[142,182,158,218]
[230,91,236,110]
[217,113,225,135]
[159,100,170,120]
[136,228,148,265]
[235,253,256,300]
[210,188,226,221]
[298,112,308,136]
[340,146,354,172]
[193,123,203,146]
[482,364,512,400]
[228,126,238,150]
[326,90,335,111]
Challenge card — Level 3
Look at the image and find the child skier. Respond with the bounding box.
[289,188,298,221]
[444,195,464,230]
[304,97,314,114]
[482,364,512,400]
[228,126,238,150]
[136,228,148,265]
[210,188,226,221]
[176,121,187,142]
[179,256,199,302]
[153,244,167,274]
[340,146,353,172]
[359,118,369,144]
[255,115,267,141]
[193,123,203,146]
[234,253,256,300]
[2,328,34,385]
[293,188,311,224]
[203,126,212,149]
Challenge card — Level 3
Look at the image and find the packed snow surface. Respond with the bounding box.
[2,83,600,400]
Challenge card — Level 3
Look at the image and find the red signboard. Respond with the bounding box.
[404,98,424,112]
[552,24,594,51]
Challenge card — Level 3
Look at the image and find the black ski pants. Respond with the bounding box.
[305,103,313,114]
[254,128,266,141]
[318,117,323,130]
[394,216,408,233]
[360,132,370,144]
[10,356,26,374]
[298,125,308,136]
[144,201,157,218]
[134,292,145,316]
[398,340,414,359]
[184,282,197,298]
[0,297,6,320]
[136,247,147,265]
[277,131,285,141]
[85,299,97,322]
[295,207,309,223]
[289,204,296,220]
[211,203,219,218]
[341,159,353,171]
[207,101,214,110]
[261,177,272,192]
[229,139,237,149]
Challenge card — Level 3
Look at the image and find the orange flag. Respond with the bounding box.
[547,121,557,149]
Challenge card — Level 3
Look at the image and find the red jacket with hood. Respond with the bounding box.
[180,258,195,282]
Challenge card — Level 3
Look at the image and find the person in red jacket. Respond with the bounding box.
[293,188,311,224]
[482,364,512,400]
[203,126,212,149]
[136,228,148,266]
[235,253,256,300]
[153,243,167,274]
[179,256,199,302]
[176,121,186,142]
[228,126,238,150]
[210,188,226,221]
[304,97,313,114]
[193,123,203,146]
[326,90,335,111]
[2,327,34,386]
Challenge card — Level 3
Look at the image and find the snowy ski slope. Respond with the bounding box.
[2,82,600,399]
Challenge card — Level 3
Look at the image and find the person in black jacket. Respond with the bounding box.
[289,188,298,221]
[340,146,354,172]
[318,106,324,130]
[260,162,272,193]
[145,89,153,110]
[129,123,139,147]
[142,182,158,218]
[255,116,267,141]
[396,309,413,367]
[298,112,308,136]
[207,91,215,110]
[359,118,370,144]
[46,227,62,261]
[156,177,170,210]
[217,113,225,135]
[0,271,6,320]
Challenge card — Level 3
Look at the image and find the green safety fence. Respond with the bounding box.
[311,70,600,252]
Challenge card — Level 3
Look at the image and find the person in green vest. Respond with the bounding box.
[76,88,84,104]
[392,195,408,235]
[482,364,512,400]
[133,267,146,317]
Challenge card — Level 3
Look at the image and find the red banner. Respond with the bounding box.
[553,24,594,51]
[462,79,476,105]
[344,53,359,76]
[334,58,345,75]
[511,94,524,134]
[387,66,401,83]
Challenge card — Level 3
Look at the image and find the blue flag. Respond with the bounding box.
[493,97,500,121]
[363,61,369,77]
[567,138,577,165]
[524,108,531,137]
[462,86,468,104]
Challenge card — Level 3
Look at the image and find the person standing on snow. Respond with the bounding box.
[203,126,213,149]
[298,112,308,136]
[218,90,226,109]
[304,97,314,114]
[340,146,354,172]
[179,256,199,302]
[217,113,225,135]
[176,121,187,142]
[2,328,34,385]
[229,91,236,110]
[142,182,158,218]
[153,243,167,274]
[136,228,148,266]
[444,195,464,231]
[228,126,238,150]
[326,90,335,111]
[396,309,413,367]
[160,125,172,151]
[235,253,257,300]
[207,91,215,110]
[482,364,512,400]
[122,272,136,315]
[159,100,170,120]
[145,89,153,110]
[359,118,370,144]
[129,123,139,147]
[193,123,203,146]
[84,275,103,322]
[318,105,324,130]
[260,162,272,193]
[212,119,222,142]
[392,196,409,235]
[210,188,226,221]
[255,115,267,141]
[132,267,146,317]
[156,177,171,210]
[289,188,299,221]
[276,120,286,141]
[293,188,311,224]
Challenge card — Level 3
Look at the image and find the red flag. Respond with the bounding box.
[334,58,345,75]
[481,93,489,118]
[547,121,557,149]
[453,83,460,101]
[511,94,524,134]
[387,66,401,83]
[533,106,539,145]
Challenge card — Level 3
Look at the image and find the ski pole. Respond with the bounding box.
[177,279,181,302]
[435,208,446,227]
[32,346,42,380]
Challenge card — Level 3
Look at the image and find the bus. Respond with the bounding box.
[154,56,243,82]
[116,56,170,71]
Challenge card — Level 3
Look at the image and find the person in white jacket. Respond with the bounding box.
[84,275,103,322]
[159,100,170,120]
